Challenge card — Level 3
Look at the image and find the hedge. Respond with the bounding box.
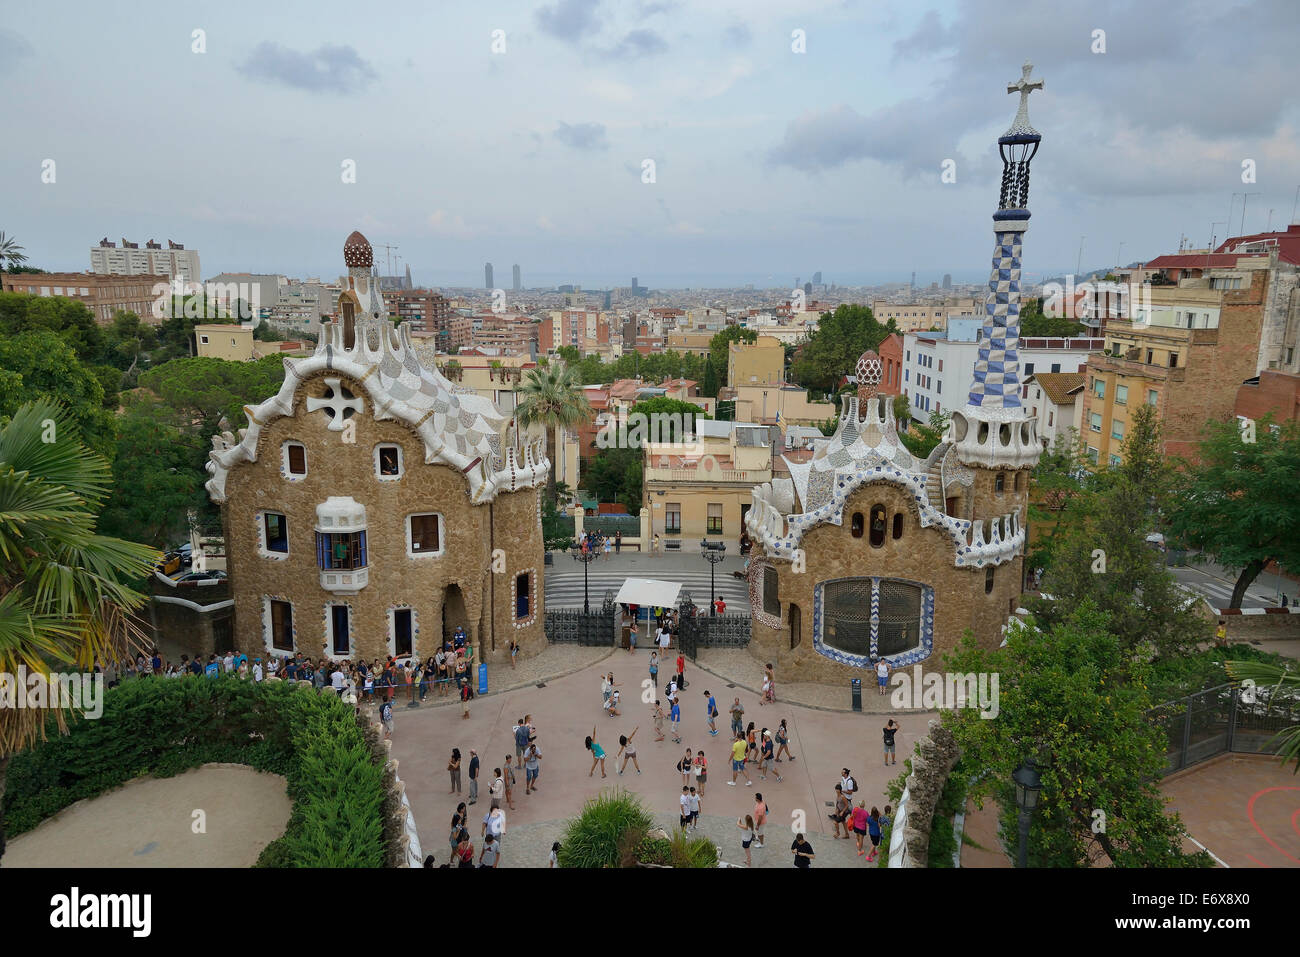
[2,676,390,867]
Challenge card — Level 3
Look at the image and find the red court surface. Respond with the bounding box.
[1162,754,1300,868]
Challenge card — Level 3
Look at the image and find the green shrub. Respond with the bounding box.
[667,830,718,868]
[557,789,652,869]
[2,676,389,867]
[634,835,672,866]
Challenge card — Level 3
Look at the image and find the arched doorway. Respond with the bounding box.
[443,583,468,648]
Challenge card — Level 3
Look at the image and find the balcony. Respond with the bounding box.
[1090,353,1185,382]
[643,466,771,484]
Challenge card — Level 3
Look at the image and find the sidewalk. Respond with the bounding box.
[692,647,927,714]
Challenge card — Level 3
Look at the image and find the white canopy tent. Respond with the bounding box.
[614,578,683,640]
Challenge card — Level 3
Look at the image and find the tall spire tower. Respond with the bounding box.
[949,61,1044,469]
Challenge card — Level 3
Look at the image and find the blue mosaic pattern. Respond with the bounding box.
[968,229,1024,408]
[812,577,934,670]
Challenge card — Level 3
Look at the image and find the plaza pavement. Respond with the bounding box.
[387,648,932,868]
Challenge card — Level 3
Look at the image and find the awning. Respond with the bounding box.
[615,578,682,608]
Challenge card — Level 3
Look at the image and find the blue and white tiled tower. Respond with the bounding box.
[949,61,1044,470]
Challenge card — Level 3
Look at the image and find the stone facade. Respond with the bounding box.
[747,468,1028,683]
[208,231,549,665]
[218,389,546,663]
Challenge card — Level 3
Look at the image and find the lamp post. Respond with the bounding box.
[700,539,726,616]
[570,541,597,614]
[1012,759,1043,868]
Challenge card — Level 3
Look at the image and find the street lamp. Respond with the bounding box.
[1012,759,1043,868]
[570,541,597,614]
[700,539,726,616]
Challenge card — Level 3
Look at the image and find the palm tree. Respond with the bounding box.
[0,232,28,272]
[1224,659,1300,773]
[0,401,159,858]
[515,363,592,504]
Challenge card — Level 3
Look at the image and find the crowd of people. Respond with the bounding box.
[576,529,622,559]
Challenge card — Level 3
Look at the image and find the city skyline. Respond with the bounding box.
[3,0,1298,286]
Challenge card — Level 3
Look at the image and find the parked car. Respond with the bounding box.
[175,570,227,585]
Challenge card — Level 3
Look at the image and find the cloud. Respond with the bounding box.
[612,28,668,57]
[554,121,609,151]
[427,210,470,237]
[536,0,602,40]
[240,42,377,94]
[0,29,33,71]
[723,22,753,46]
[637,0,680,16]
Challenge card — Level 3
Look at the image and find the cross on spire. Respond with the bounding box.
[1005,61,1044,136]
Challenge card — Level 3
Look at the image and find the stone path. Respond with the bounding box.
[489,812,876,869]
[389,649,931,869]
[692,647,925,714]
[4,765,290,868]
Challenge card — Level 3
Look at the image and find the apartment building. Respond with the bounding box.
[902,318,1102,419]
[643,419,773,545]
[470,313,539,356]
[726,334,784,387]
[90,238,200,283]
[1,271,170,325]
[1023,372,1085,450]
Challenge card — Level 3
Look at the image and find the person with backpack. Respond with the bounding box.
[514,718,530,767]
[866,807,884,862]
[380,698,394,738]
[677,748,694,787]
[704,690,719,736]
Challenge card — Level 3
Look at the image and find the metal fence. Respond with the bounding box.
[581,514,640,536]
[544,596,618,646]
[1148,682,1300,776]
[677,607,751,662]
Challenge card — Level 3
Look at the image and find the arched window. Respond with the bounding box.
[869,505,887,547]
[994,472,1005,493]
[850,512,864,538]
[892,513,903,540]
[1013,471,1023,492]
[985,566,995,594]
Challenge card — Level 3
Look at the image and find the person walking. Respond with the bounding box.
[652,699,667,742]
[759,730,783,782]
[524,742,542,794]
[851,801,870,857]
[479,833,500,868]
[616,727,641,775]
[866,807,883,862]
[615,530,622,554]
[489,768,505,810]
[829,784,851,839]
[791,833,815,869]
[677,748,694,787]
[713,595,726,615]
[840,769,857,802]
[657,623,671,655]
[449,804,467,860]
[729,697,745,738]
[728,732,752,786]
[448,748,462,794]
[514,718,529,768]
[675,652,686,690]
[467,749,480,805]
[774,718,795,763]
[648,651,659,691]
[762,663,776,705]
[753,793,769,848]
[380,698,394,739]
[669,692,682,743]
[586,726,607,777]
[503,755,517,810]
[704,690,719,736]
[883,719,900,766]
[693,750,708,795]
[679,786,692,831]
[738,815,755,867]
[455,829,475,868]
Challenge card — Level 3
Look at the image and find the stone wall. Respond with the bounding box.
[748,479,1025,683]
[222,371,546,664]
[900,719,961,868]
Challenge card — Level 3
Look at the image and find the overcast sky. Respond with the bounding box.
[4,0,1298,289]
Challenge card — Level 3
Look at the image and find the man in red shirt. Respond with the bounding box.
[676,653,686,689]
[713,595,726,615]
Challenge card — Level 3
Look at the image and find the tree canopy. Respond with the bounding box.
[788,304,897,393]
[708,326,757,376]
[1166,414,1300,608]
